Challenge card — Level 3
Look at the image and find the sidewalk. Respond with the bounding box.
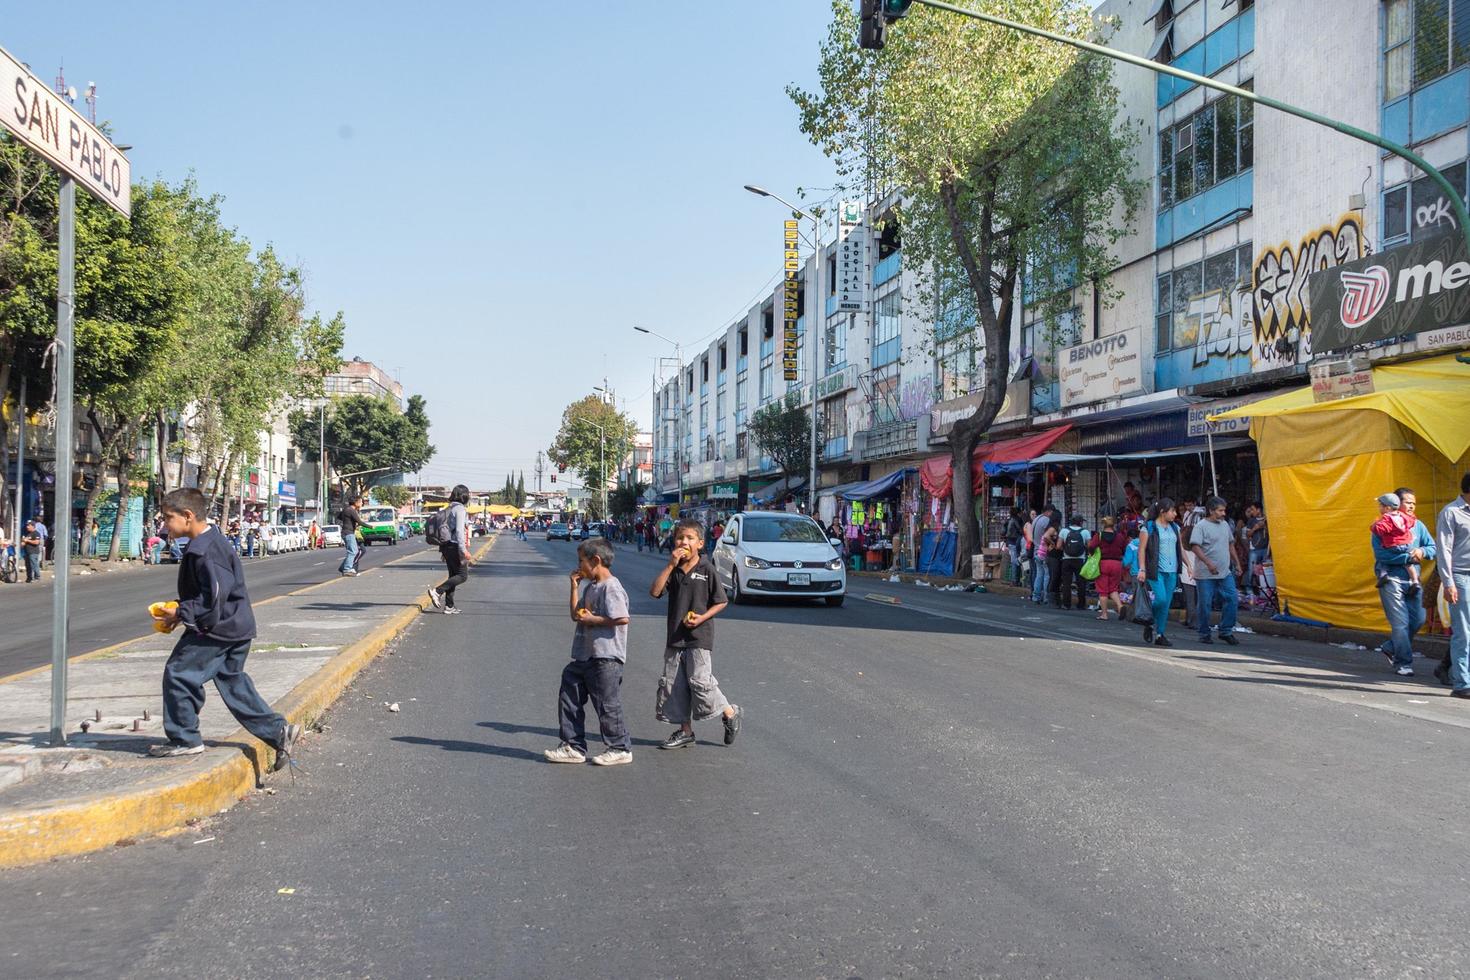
[0,536,494,867]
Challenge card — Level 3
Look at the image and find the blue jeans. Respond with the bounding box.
[1008,541,1023,583]
[161,634,285,748]
[1246,547,1267,592]
[1446,573,1470,692]
[557,658,630,753]
[1149,572,1179,636]
[1196,575,1239,638]
[23,551,40,581]
[1378,574,1425,669]
[339,533,359,573]
[1031,556,1051,602]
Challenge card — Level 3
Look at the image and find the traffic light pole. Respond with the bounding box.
[49,177,76,746]
[907,0,1470,261]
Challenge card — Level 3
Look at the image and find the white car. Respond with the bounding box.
[321,524,344,547]
[711,511,847,607]
[265,525,303,553]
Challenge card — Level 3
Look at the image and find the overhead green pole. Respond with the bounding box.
[910,0,1470,260]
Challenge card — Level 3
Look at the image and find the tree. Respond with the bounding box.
[547,395,638,510]
[370,483,412,509]
[790,0,1143,573]
[290,394,435,506]
[516,471,525,507]
[609,478,649,520]
[748,401,811,489]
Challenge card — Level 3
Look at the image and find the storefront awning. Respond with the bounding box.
[1210,352,1470,462]
[920,425,1073,499]
[750,475,807,505]
[840,468,914,501]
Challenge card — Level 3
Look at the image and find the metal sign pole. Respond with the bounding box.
[807,211,821,517]
[12,375,24,556]
[50,177,76,746]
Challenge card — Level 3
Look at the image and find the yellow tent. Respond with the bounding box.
[1211,353,1470,630]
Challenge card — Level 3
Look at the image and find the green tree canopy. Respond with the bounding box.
[290,394,435,505]
[749,401,811,487]
[547,395,638,518]
[789,0,1143,572]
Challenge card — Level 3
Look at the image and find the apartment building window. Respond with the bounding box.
[1155,242,1252,353]
[820,394,847,444]
[935,336,980,401]
[1383,161,1468,244]
[715,391,726,443]
[735,374,748,428]
[736,431,748,460]
[1158,87,1253,209]
[873,291,902,367]
[759,360,773,403]
[824,317,847,374]
[870,363,900,425]
[1384,0,1470,95]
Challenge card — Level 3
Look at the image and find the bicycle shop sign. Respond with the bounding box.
[1,45,131,216]
[1058,326,1144,408]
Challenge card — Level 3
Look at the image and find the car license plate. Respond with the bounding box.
[787,572,811,586]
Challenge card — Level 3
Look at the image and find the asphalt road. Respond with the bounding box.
[3,533,1468,978]
[0,541,409,679]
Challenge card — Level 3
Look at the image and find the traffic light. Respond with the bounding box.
[859,0,913,50]
[551,474,557,484]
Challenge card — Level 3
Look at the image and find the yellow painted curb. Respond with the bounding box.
[0,536,496,867]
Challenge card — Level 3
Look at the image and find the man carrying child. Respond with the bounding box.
[650,519,741,750]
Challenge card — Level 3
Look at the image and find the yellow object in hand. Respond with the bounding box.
[149,601,179,633]
[684,610,699,626]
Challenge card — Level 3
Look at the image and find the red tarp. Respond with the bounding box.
[918,424,1073,500]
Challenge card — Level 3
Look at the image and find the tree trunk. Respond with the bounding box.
[154,410,169,507]
[78,479,103,560]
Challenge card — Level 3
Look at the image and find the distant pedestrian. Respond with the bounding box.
[20,521,42,582]
[1243,502,1270,597]
[1373,487,1435,676]
[1054,513,1090,610]
[337,495,365,577]
[1091,516,1127,621]
[32,518,48,568]
[544,537,633,766]
[650,518,740,750]
[1032,522,1058,604]
[427,485,475,615]
[1005,507,1026,585]
[1137,498,1184,647]
[1191,495,1242,646]
[1434,472,1470,698]
[148,487,301,768]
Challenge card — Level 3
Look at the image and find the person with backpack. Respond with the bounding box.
[1136,498,1186,647]
[1054,514,1091,611]
[427,485,475,615]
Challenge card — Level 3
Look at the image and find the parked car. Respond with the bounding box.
[711,511,846,606]
[546,521,572,541]
[358,506,399,545]
[321,524,344,547]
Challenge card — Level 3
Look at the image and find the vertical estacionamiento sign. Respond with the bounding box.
[783,219,800,381]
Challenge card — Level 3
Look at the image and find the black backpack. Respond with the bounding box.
[425,508,452,546]
[1062,526,1087,559]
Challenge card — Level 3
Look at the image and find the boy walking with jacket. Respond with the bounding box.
[150,488,301,770]
[650,519,741,749]
[545,538,634,766]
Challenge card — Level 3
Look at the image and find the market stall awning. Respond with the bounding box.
[920,424,1073,499]
[750,475,807,505]
[841,468,915,501]
[1210,352,1470,462]
[816,481,865,499]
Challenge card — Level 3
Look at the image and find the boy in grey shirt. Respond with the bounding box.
[545,538,633,766]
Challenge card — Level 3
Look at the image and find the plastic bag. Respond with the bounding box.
[1079,548,1102,581]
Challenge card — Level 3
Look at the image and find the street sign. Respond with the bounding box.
[836,201,866,313]
[1310,355,1375,402]
[1308,232,1470,353]
[0,45,131,216]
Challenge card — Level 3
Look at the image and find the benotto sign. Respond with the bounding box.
[0,45,131,216]
[1308,233,1470,352]
[1058,326,1144,408]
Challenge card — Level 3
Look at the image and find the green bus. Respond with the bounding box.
[359,506,399,545]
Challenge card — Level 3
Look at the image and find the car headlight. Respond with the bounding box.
[825,558,844,571]
[742,555,771,569]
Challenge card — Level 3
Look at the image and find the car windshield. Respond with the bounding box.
[741,517,828,544]
[551,523,567,531]
[360,508,395,523]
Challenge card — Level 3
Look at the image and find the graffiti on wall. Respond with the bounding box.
[1186,285,1254,368]
[1416,194,1460,235]
[897,377,935,421]
[1251,214,1366,369]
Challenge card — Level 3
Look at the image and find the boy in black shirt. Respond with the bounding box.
[150,488,301,770]
[649,519,741,749]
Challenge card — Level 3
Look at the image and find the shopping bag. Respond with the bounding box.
[1079,548,1102,581]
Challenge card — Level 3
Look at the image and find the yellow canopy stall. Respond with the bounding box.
[1212,353,1470,630]
[466,504,523,518]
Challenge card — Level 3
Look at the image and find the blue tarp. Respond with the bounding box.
[841,467,915,501]
[982,460,1032,477]
[917,530,957,576]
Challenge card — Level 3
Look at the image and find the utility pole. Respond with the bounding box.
[535,450,544,492]
[318,401,326,523]
[12,375,25,557]
[49,176,75,745]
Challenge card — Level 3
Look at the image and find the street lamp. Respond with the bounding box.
[574,417,607,522]
[633,326,684,510]
[744,183,821,516]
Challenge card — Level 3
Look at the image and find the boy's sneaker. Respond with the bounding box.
[427,587,445,610]
[659,730,695,750]
[723,705,742,745]
[588,748,633,767]
[148,742,205,758]
[543,743,585,764]
[444,607,461,615]
[271,723,303,773]
[1396,665,1415,677]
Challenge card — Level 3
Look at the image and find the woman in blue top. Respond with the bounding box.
[1135,498,1186,647]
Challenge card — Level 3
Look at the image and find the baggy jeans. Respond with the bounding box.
[656,646,732,725]
[1447,572,1470,693]
[162,634,286,749]
[1031,557,1051,603]
[1196,574,1239,638]
[1378,574,1425,670]
[557,658,630,753]
[339,533,359,574]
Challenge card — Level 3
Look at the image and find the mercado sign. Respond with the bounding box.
[1309,232,1470,353]
[1058,326,1144,409]
[0,46,131,215]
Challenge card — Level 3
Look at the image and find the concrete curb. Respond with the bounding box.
[0,536,496,868]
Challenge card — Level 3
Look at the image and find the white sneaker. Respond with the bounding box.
[588,748,632,767]
[1396,666,1415,676]
[148,742,205,758]
[543,743,585,764]
[444,607,461,615]
[427,587,445,610]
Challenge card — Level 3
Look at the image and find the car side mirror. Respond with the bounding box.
[829,537,842,548]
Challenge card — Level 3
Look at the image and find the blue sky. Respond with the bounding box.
[5,1,842,489]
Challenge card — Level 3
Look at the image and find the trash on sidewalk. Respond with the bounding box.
[1331,642,1368,651]
[387,702,400,713]
[915,579,931,587]
[887,574,900,582]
